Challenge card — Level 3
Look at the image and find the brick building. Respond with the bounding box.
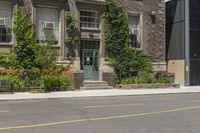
[0,0,165,82]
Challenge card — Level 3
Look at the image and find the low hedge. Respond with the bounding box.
[0,74,71,92]
[40,75,71,92]
[119,71,175,85]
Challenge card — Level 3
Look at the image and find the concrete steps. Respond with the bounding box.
[81,81,113,90]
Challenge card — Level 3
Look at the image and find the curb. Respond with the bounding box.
[1,88,200,101]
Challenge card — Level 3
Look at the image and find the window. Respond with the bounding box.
[190,0,200,30]
[80,11,100,29]
[0,2,12,43]
[128,15,141,48]
[36,7,59,44]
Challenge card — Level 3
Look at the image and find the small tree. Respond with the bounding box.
[12,6,37,69]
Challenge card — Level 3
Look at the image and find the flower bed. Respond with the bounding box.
[0,69,19,75]
[0,67,73,93]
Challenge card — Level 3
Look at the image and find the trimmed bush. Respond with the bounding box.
[40,75,70,92]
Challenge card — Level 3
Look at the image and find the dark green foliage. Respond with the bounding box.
[108,48,153,81]
[0,75,25,92]
[104,0,153,81]
[127,49,153,72]
[156,74,174,84]
[41,75,71,91]
[104,0,129,57]
[34,44,58,70]
[120,71,152,84]
[20,68,41,87]
[120,72,174,85]
[47,37,59,46]
[0,54,12,65]
[12,6,37,69]
[0,74,71,92]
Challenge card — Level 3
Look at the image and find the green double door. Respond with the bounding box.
[81,40,99,80]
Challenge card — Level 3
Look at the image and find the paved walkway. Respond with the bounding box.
[0,86,200,101]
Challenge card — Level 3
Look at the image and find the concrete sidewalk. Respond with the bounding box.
[0,86,200,101]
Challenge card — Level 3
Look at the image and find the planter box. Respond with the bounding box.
[116,83,180,89]
[103,72,115,87]
[72,71,84,90]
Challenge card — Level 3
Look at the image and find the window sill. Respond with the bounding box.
[80,27,101,31]
[46,44,61,48]
[130,47,142,51]
[51,45,61,48]
[37,43,61,47]
[0,43,13,46]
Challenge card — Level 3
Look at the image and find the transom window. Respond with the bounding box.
[128,15,141,48]
[80,11,100,29]
[36,7,59,45]
[0,2,12,43]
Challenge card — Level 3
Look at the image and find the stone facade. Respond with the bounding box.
[0,0,166,82]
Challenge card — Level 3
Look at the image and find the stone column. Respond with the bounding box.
[60,8,65,61]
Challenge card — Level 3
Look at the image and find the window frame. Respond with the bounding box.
[0,1,13,45]
[80,10,101,30]
[35,6,60,45]
[128,14,142,49]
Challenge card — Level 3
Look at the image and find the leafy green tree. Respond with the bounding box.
[12,6,37,69]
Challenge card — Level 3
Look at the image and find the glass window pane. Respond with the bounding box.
[80,11,100,29]
[36,7,59,44]
[0,2,12,43]
[128,15,141,48]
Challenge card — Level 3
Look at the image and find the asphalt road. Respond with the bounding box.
[1,93,200,133]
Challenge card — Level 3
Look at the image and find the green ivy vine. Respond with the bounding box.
[104,0,153,81]
[65,13,79,58]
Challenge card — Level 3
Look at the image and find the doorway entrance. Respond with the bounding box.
[81,40,100,80]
